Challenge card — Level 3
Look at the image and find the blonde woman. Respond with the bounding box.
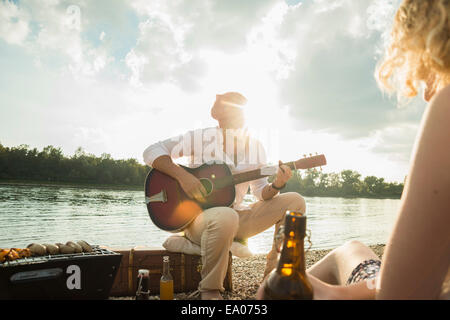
[258,0,450,299]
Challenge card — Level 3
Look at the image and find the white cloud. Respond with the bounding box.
[267,0,424,140]
[73,127,110,147]
[130,0,277,51]
[125,0,279,89]
[124,16,189,87]
[366,0,401,55]
[1,1,115,78]
[0,1,30,46]
[368,123,420,164]
[366,0,400,33]
[246,2,297,80]
[0,0,424,182]
[124,49,147,87]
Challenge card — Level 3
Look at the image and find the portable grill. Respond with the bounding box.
[0,246,122,300]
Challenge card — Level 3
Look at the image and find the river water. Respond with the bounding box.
[0,184,400,253]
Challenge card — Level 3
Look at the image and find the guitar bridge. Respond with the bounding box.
[145,190,167,204]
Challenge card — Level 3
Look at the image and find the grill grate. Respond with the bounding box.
[0,246,119,268]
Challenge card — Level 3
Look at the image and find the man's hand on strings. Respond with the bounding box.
[178,171,207,203]
[273,160,292,188]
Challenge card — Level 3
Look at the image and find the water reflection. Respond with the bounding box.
[0,185,400,254]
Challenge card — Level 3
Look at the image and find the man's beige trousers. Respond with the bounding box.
[184,192,306,292]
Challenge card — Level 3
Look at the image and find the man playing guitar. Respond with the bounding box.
[143,92,306,300]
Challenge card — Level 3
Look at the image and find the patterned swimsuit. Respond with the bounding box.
[346,259,381,285]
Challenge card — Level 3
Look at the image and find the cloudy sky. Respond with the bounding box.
[0,0,426,182]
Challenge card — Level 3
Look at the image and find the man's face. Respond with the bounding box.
[218,112,245,129]
[213,103,246,129]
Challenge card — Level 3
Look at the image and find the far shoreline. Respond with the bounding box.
[0,179,401,200]
[0,179,143,191]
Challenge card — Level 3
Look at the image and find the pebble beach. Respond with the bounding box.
[111,244,385,300]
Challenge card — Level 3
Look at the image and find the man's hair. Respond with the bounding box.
[217,92,248,107]
[211,92,247,120]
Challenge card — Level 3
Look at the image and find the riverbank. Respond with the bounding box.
[0,180,143,191]
[110,244,385,300]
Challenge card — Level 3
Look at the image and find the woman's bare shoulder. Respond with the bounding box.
[407,84,450,206]
[419,85,450,143]
[429,85,450,116]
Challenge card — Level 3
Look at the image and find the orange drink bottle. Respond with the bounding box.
[160,255,174,300]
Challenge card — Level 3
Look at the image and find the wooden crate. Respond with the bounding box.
[107,246,232,297]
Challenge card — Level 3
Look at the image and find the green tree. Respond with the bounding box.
[340,170,362,196]
[0,143,151,187]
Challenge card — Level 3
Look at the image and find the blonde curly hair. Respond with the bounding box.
[376,0,450,99]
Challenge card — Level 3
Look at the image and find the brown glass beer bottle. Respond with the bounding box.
[262,211,313,300]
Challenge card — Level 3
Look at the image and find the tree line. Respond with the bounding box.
[0,143,404,198]
[279,169,404,199]
[0,143,150,187]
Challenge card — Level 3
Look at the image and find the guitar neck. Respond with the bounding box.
[232,169,267,185]
[231,155,326,185]
[231,161,292,185]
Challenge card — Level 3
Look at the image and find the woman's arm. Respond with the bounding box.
[376,87,450,299]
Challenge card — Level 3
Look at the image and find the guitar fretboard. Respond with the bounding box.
[214,155,325,188]
[232,161,298,185]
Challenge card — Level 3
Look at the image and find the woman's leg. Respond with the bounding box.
[307,240,380,285]
[257,240,380,300]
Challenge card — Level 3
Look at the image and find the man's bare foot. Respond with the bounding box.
[201,290,223,300]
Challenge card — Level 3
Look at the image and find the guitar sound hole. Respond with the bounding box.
[199,178,213,196]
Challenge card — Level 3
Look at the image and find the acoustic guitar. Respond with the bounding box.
[145,154,326,232]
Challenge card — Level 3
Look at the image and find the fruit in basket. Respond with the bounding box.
[66,241,83,253]
[56,243,75,254]
[77,240,93,252]
[27,243,47,256]
[43,243,59,255]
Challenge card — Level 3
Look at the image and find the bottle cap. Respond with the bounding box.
[284,211,306,236]
[163,255,169,262]
[138,269,150,277]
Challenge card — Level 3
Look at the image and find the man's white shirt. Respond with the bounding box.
[143,127,269,210]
